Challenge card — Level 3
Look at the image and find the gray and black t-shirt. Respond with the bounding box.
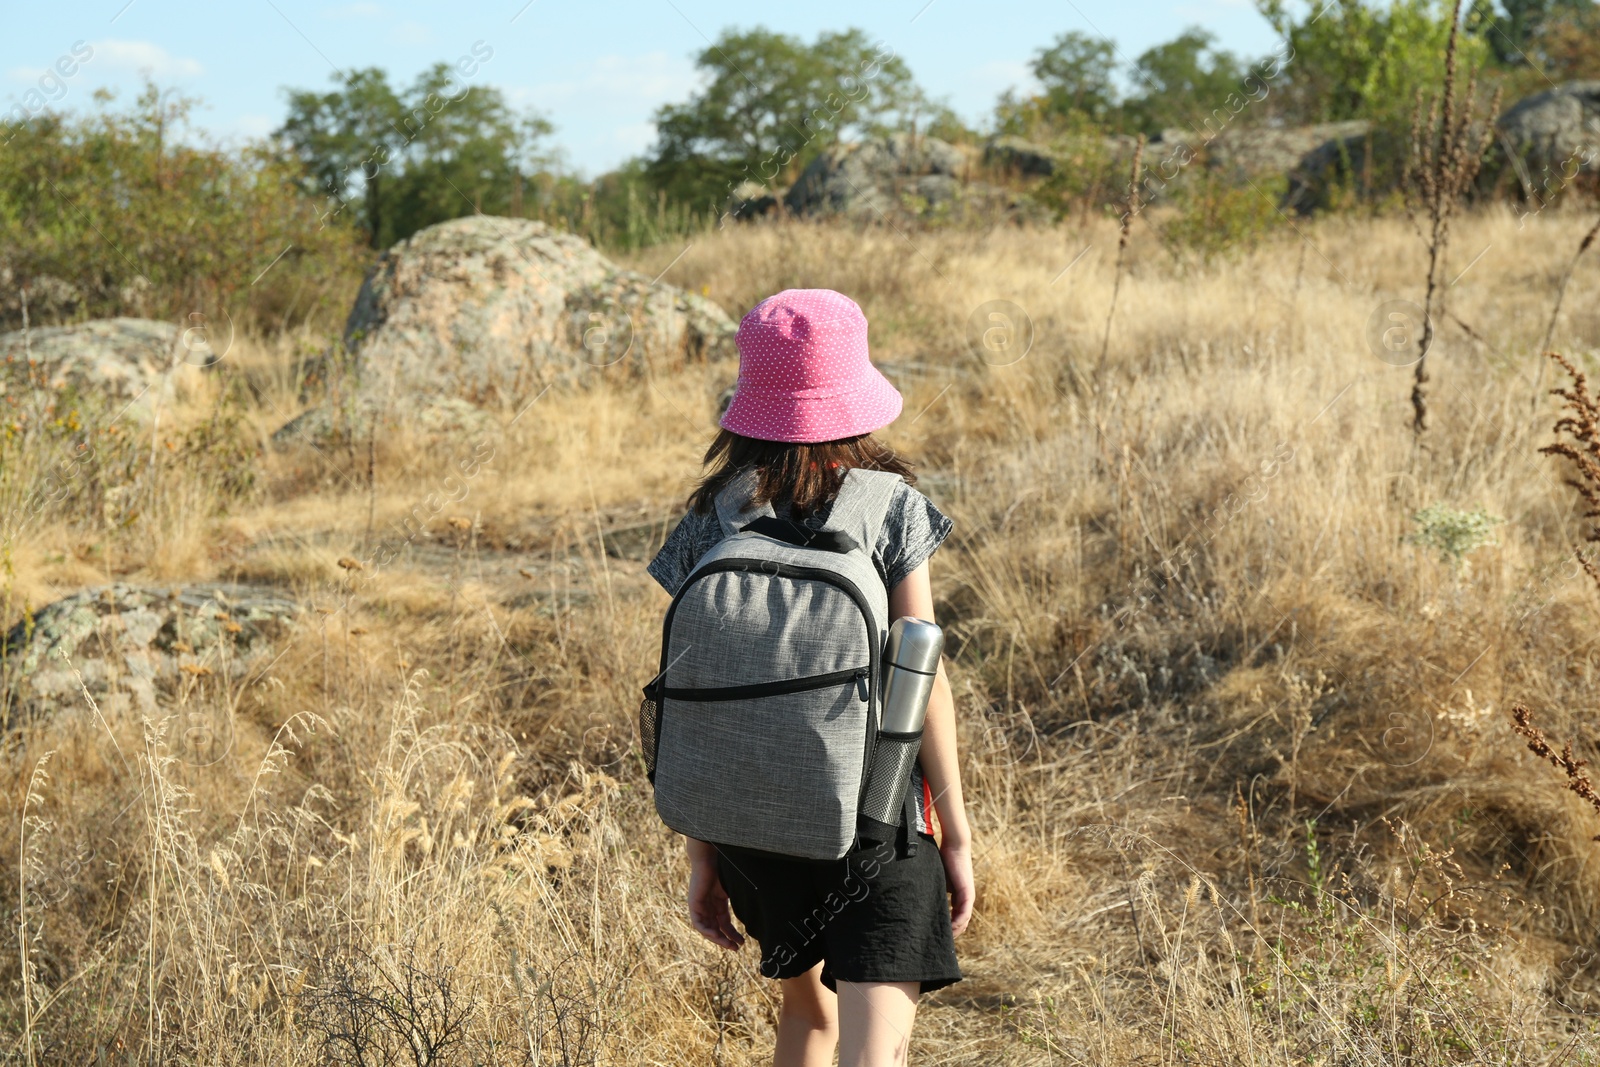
[647,477,953,597]
[646,472,954,836]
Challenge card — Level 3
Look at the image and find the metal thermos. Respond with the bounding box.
[858,617,944,828]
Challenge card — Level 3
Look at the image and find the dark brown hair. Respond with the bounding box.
[686,430,917,519]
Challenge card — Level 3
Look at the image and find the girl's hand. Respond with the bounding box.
[940,838,974,936]
[686,840,745,950]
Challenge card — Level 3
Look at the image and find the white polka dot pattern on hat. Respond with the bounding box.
[720,288,904,444]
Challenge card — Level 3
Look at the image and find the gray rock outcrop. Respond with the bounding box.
[1175,120,1372,181]
[983,136,1061,177]
[0,318,208,424]
[1493,81,1600,196]
[292,217,735,440]
[785,134,975,219]
[2,584,300,757]
[1284,127,1409,214]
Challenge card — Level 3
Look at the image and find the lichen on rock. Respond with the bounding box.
[2,583,301,740]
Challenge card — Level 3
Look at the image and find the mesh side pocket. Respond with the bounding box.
[859,731,923,827]
[639,692,661,782]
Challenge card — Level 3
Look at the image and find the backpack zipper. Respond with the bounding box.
[660,665,869,702]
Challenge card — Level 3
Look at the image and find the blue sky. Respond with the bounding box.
[4,1,1284,176]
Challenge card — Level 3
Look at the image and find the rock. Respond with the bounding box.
[0,318,207,425]
[984,136,1061,177]
[727,181,782,220]
[1163,120,1372,181]
[1492,81,1600,198]
[3,584,301,757]
[0,268,86,331]
[271,394,495,448]
[314,216,735,435]
[784,134,1048,223]
[1284,127,1410,215]
[784,134,970,219]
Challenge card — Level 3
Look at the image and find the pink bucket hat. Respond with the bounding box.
[720,289,903,443]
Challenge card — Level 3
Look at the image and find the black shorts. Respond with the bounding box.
[715,833,962,994]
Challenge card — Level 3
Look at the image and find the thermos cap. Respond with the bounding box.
[885,617,943,674]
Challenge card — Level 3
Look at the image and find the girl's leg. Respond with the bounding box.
[775,963,838,1067]
[836,981,919,1067]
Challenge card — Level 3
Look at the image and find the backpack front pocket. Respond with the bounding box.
[653,678,875,861]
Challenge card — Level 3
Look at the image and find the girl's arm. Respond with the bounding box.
[888,560,974,936]
[684,837,744,950]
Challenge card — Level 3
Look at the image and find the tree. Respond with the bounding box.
[277,64,554,248]
[644,28,919,211]
[384,64,554,240]
[279,68,404,247]
[1031,31,1119,125]
[1469,0,1593,63]
[1256,0,1491,126]
[1121,28,1248,135]
[1522,1,1600,77]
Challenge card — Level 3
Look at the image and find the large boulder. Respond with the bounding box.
[983,136,1062,177]
[1493,81,1600,197]
[0,268,86,331]
[295,217,734,441]
[3,583,300,758]
[1174,120,1372,181]
[785,134,984,220]
[726,181,783,220]
[1284,127,1411,214]
[0,318,209,425]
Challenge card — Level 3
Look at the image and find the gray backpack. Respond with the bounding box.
[640,466,904,861]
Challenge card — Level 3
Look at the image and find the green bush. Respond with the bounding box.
[1158,170,1286,262]
[1405,503,1503,566]
[0,83,368,333]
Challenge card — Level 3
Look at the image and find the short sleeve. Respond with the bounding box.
[877,481,953,590]
[647,510,724,596]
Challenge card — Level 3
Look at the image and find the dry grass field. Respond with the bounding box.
[5,207,1600,1064]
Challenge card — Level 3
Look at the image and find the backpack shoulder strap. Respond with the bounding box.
[820,468,903,556]
[712,466,775,537]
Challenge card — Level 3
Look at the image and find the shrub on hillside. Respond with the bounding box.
[0,83,367,333]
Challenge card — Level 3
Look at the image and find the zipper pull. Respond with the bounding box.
[855,669,869,702]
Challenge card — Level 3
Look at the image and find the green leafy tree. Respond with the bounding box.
[1520,0,1600,77]
[1257,0,1491,125]
[1031,31,1119,125]
[385,64,555,241]
[1469,0,1593,62]
[278,64,553,248]
[1120,28,1248,135]
[279,68,405,247]
[644,27,918,211]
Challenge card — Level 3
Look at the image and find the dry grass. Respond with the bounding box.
[4,206,1600,1063]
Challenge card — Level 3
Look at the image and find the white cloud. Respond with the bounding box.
[92,39,204,78]
[520,51,701,110]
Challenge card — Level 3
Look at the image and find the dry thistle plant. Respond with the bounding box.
[1097,134,1145,382]
[1510,703,1600,841]
[1538,351,1600,594]
[1403,0,1501,435]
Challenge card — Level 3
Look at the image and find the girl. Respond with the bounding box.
[647,288,973,1067]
